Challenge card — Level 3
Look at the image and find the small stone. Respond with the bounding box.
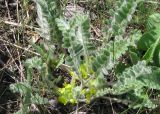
[30,104,40,112]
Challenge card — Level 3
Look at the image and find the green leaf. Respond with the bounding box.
[113,61,152,94]
[107,0,138,36]
[55,18,70,33]
[153,44,160,66]
[10,82,32,95]
[143,36,160,63]
[129,51,140,64]
[92,38,129,72]
[56,14,95,75]
[115,62,128,74]
[34,0,62,42]
[31,94,48,104]
[137,69,160,90]
[138,13,160,51]
[25,57,43,70]
[138,30,159,51]
[147,13,160,30]
[56,54,64,68]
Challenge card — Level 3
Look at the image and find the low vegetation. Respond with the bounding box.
[1,0,160,114]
